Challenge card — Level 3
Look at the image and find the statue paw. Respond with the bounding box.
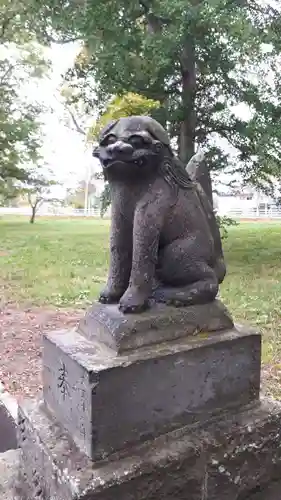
[119,288,149,314]
[98,286,125,304]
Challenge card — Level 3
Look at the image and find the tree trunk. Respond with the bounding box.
[179,40,197,164]
[142,6,196,161]
[30,206,36,224]
[151,103,168,129]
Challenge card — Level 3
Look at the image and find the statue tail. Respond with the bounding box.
[185,151,213,208]
[186,152,226,283]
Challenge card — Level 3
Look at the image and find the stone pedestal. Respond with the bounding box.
[17,300,281,499]
[42,324,260,460]
[0,394,17,453]
[18,398,281,500]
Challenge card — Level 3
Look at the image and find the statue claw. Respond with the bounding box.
[98,286,125,305]
[118,287,149,314]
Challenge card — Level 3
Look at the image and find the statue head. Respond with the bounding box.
[93,116,172,180]
[93,115,192,188]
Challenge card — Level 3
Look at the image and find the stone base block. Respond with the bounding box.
[42,326,261,460]
[249,482,281,500]
[78,300,234,352]
[0,450,20,500]
[0,398,17,453]
[18,398,281,500]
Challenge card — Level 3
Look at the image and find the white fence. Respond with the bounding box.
[0,206,105,217]
[219,207,281,219]
[1,206,281,219]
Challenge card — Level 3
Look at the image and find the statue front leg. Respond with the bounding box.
[119,203,165,313]
[99,212,132,304]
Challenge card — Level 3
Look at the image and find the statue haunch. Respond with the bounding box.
[93,116,226,314]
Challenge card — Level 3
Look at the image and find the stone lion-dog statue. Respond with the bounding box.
[93,115,226,314]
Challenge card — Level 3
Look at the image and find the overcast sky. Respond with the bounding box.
[26,41,103,197]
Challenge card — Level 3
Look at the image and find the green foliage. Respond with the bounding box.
[0,0,49,203]
[21,169,58,223]
[89,93,160,141]
[30,0,281,193]
[0,0,35,44]
[22,172,57,203]
[99,183,111,218]
[65,180,96,209]
[216,214,239,240]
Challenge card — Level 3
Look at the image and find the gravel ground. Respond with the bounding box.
[0,306,84,400]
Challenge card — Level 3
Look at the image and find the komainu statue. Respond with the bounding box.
[93,116,226,314]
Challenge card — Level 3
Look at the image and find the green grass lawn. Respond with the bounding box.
[0,217,111,307]
[1,217,281,373]
[219,222,281,368]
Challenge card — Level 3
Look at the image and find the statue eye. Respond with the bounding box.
[102,135,117,146]
[128,135,146,148]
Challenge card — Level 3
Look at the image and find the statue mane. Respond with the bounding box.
[160,150,193,190]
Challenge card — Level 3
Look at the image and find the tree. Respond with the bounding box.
[1,0,36,45]
[89,92,160,140]
[65,179,97,209]
[0,0,49,201]
[30,0,281,195]
[21,171,58,223]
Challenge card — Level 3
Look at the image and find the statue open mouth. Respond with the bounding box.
[103,155,147,169]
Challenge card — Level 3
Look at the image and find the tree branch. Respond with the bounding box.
[0,63,15,85]
[27,192,34,209]
[65,106,86,135]
[54,93,86,135]
[138,1,171,33]
[139,0,149,15]
[36,198,45,209]
[41,28,82,45]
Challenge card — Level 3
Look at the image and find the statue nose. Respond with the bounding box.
[107,141,133,155]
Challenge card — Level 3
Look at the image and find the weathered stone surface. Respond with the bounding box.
[247,481,281,499]
[43,326,260,460]
[0,386,20,498]
[78,300,234,352]
[18,398,281,500]
[0,449,20,500]
[0,400,17,453]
